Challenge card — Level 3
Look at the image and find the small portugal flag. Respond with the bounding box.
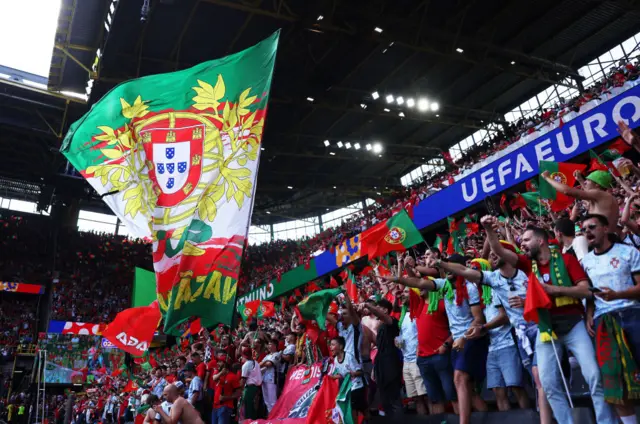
[538,160,587,212]
[237,300,275,322]
[361,209,424,259]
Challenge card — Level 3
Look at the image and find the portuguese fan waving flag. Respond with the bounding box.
[361,209,424,259]
[237,300,275,322]
[61,32,279,334]
[539,160,587,212]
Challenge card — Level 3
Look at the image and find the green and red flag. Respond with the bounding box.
[512,192,548,216]
[538,161,587,212]
[340,269,358,302]
[295,288,343,330]
[525,179,538,192]
[447,217,466,255]
[589,150,621,177]
[463,214,479,236]
[433,234,445,252]
[361,209,424,259]
[61,32,279,334]
[601,138,631,161]
[237,300,275,321]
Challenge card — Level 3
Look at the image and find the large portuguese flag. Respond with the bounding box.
[237,300,275,322]
[361,209,424,259]
[539,160,586,212]
[61,32,279,334]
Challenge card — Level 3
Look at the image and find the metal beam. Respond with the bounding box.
[204,0,578,83]
[54,44,95,77]
[200,0,297,21]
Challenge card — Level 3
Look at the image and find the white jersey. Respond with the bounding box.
[580,243,640,318]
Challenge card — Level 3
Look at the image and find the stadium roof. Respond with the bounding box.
[2,0,640,223]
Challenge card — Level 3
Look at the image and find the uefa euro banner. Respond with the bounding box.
[62,31,279,333]
[412,83,640,229]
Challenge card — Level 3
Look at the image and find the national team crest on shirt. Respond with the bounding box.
[384,226,406,244]
[141,118,205,207]
[610,257,620,269]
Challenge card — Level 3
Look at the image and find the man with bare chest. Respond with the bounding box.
[153,385,204,424]
[541,169,618,226]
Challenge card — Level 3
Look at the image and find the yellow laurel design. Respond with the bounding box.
[86,75,264,226]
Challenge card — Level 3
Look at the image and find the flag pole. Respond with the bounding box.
[549,337,574,408]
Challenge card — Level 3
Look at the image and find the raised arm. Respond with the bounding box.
[540,170,600,201]
[432,259,482,283]
[365,303,393,326]
[480,215,518,267]
[621,194,640,235]
[379,275,436,291]
[343,293,360,325]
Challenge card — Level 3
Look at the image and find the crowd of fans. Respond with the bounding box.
[0,296,37,362]
[0,56,640,424]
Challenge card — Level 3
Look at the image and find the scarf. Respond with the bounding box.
[529,248,579,342]
[442,276,468,306]
[596,314,640,403]
[470,258,492,306]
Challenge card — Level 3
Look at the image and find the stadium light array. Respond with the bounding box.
[417,98,429,111]
[385,94,394,103]
[396,96,404,105]
[371,91,379,100]
[407,98,415,108]
[324,140,381,155]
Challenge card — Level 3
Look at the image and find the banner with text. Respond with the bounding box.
[238,84,640,304]
[412,84,640,228]
[241,362,324,424]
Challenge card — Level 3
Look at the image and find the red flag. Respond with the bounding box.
[123,379,139,393]
[523,274,553,324]
[329,276,339,288]
[442,151,453,163]
[189,318,202,336]
[306,375,339,424]
[306,282,320,293]
[102,301,161,357]
[258,301,276,318]
[604,137,631,158]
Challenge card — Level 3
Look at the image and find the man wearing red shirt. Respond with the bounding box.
[211,361,242,424]
[483,217,617,424]
[192,352,206,381]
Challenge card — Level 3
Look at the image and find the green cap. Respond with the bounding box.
[586,170,613,189]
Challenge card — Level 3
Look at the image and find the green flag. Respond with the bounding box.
[336,375,355,424]
[61,32,279,333]
[132,267,156,307]
[295,288,342,330]
[519,192,548,216]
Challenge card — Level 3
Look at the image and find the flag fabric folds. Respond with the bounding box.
[237,300,275,321]
[539,161,587,212]
[61,32,280,333]
[102,301,161,357]
[361,210,424,259]
[340,269,358,302]
[306,375,354,424]
[295,288,343,330]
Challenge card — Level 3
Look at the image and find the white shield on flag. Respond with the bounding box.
[153,141,191,194]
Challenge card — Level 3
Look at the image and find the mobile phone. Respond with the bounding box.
[588,287,601,293]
